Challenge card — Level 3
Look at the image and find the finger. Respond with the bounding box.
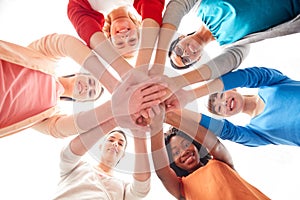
[141,82,167,94]
[139,99,161,110]
[152,104,161,115]
[142,89,167,102]
[140,109,149,119]
[148,108,155,119]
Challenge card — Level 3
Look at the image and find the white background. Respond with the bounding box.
[1,0,300,199]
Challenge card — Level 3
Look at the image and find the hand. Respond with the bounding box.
[164,89,193,112]
[149,103,166,135]
[114,113,150,132]
[111,70,167,117]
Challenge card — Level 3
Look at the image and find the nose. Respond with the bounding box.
[112,142,118,148]
[118,31,130,40]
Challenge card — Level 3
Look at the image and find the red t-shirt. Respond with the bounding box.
[0,60,63,128]
[67,0,164,47]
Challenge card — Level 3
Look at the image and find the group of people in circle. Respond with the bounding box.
[1,0,300,199]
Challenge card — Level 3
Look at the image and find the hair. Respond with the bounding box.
[102,7,141,39]
[168,31,198,70]
[207,93,219,115]
[59,73,104,102]
[165,127,212,177]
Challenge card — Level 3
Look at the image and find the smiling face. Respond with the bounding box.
[72,74,103,102]
[210,90,244,117]
[170,34,203,68]
[169,135,201,173]
[110,18,139,57]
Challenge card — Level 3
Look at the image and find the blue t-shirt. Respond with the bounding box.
[197,0,300,45]
[200,67,300,147]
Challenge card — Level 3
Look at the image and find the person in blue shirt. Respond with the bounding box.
[164,0,300,69]
[164,66,300,147]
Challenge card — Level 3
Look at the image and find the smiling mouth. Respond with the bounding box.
[228,98,235,111]
[181,151,195,164]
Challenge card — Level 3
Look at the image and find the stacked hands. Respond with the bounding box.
[111,67,192,131]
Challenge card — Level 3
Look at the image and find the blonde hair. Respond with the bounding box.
[102,8,141,38]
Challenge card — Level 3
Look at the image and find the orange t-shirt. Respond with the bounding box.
[0,60,63,128]
[181,160,270,200]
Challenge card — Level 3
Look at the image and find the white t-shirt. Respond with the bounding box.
[53,144,150,200]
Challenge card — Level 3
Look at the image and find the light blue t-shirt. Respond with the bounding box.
[197,0,300,45]
[200,67,300,147]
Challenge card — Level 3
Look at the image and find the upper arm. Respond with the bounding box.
[27,33,91,65]
[59,143,83,177]
[67,0,105,46]
[205,44,250,79]
[155,166,182,198]
[163,0,198,29]
[134,0,165,25]
[220,67,290,91]
[200,114,270,147]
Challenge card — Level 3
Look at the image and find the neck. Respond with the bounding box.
[57,77,74,98]
[193,24,215,46]
[97,162,114,176]
[242,95,263,117]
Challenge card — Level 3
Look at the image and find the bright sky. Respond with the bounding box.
[1,0,300,199]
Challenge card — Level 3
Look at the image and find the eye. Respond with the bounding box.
[174,45,183,56]
[220,93,224,99]
[118,142,124,146]
[182,57,191,65]
[128,38,137,46]
[218,105,221,113]
[89,78,95,86]
[172,151,180,157]
[89,89,96,98]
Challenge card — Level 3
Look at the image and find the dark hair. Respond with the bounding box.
[165,127,211,177]
[168,32,197,70]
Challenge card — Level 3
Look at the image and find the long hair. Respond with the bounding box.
[165,127,211,177]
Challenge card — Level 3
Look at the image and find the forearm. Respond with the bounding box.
[70,118,117,156]
[90,32,133,78]
[175,64,212,88]
[82,52,120,93]
[150,24,177,76]
[133,137,151,181]
[191,78,224,99]
[135,19,160,70]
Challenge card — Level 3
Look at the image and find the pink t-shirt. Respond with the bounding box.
[0,60,63,128]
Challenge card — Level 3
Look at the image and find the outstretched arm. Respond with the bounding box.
[28,33,119,93]
[164,45,250,93]
[33,76,166,137]
[149,104,183,199]
[134,0,164,71]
